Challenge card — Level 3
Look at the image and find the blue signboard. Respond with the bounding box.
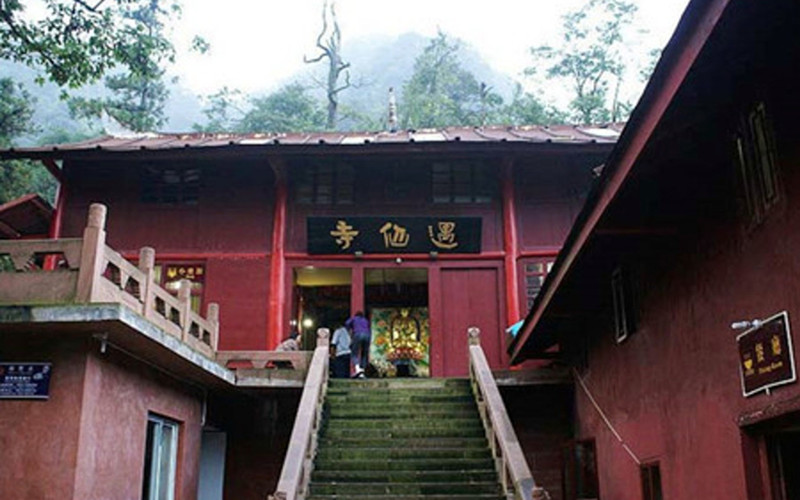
[0,363,52,399]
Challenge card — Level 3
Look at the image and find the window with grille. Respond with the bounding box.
[142,414,179,500]
[431,162,495,204]
[641,462,663,500]
[141,166,201,205]
[522,260,554,311]
[736,102,780,225]
[295,163,354,205]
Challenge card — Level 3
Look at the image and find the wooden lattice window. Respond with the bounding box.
[431,162,495,204]
[141,166,201,205]
[296,163,354,205]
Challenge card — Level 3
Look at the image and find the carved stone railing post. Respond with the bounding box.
[469,326,481,346]
[76,204,108,302]
[178,279,192,341]
[468,326,543,500]
[207,302,220,351]
[138,246,156,320]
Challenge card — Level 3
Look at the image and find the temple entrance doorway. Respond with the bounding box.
[292,267,352,350]
[365,268,429,377]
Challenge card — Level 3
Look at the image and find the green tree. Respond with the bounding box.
[499,83,566,126]
[237,83,326,133]
[527,0,637,123]
[68,0,178,131]
[401,32,503,128]
[193,87,246,133]
[0,0,182,89]
[0,77,56,204]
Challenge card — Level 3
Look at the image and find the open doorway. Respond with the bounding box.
[365,268,429,377]
[292,267,351,350]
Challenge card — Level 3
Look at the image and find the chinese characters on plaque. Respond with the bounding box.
[737,311,797,397]
[0,363,52,399]
[307,217,482,254]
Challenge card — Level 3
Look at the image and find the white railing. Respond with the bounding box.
[468,326,551,500]
[269,328,330,500]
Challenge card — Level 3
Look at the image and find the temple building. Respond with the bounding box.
[1,125,616,500]
[2,0,797,498]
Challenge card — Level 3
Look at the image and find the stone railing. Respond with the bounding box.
[468,327,550,500]
[0,203,219,358]
[216,351,312,371]
[269,329,330,500]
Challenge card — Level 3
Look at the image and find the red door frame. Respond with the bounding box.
[283,257,504,377]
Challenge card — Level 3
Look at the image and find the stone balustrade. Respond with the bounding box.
[0,203,219,358]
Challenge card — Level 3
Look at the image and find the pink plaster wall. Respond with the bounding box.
[72,348,203,500]
[572,71,800,500]
[0,337,203,500]
[0,339,86,500]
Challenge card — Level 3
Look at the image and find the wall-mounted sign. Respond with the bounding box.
[0,363,52,399]
[737,311,796,397]
[307,217,482,254]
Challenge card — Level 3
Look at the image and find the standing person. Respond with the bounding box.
[330,322,352,378]
[346,311,370,378]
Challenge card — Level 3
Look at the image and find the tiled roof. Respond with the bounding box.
[3,124,623,157]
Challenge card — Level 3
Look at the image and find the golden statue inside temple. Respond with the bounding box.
[390,308,421,349]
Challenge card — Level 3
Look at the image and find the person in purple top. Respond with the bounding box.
[346,311,370,378]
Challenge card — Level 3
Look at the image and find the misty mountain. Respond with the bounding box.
[2,30,518,141]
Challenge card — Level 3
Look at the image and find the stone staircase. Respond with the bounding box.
[308,378,507,500]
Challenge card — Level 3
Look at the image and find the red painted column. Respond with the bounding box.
[267,160,288,349]
[48,181,66,239]
[502,158,520,326]
[44,162,66,270]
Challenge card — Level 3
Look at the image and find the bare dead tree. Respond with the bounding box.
[304,0,350,130]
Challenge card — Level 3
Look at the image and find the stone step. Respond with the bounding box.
[316,447,493,461]
[309,481,503,496]
[326,406,478,419]
[311,469,498,483]
[328,378,471,390]
[319,439,489,452]
[322,427,486,440]
[326,393,475,403]
[307,495,506,500]
[324,417,482,430]
[313,457,496,471]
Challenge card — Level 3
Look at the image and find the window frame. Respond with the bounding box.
[142,413,180,500]
[431,161,495,204]
[640,462,663,500]
[295,162,354,205]
[140,165,202,206]
[736,102,780,226]
[611,266,636,344]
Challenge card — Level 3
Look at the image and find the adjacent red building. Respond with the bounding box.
[512,0,800,498]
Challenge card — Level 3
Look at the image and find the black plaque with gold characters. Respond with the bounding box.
[307,217,482,254]
[737,311,797,397]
